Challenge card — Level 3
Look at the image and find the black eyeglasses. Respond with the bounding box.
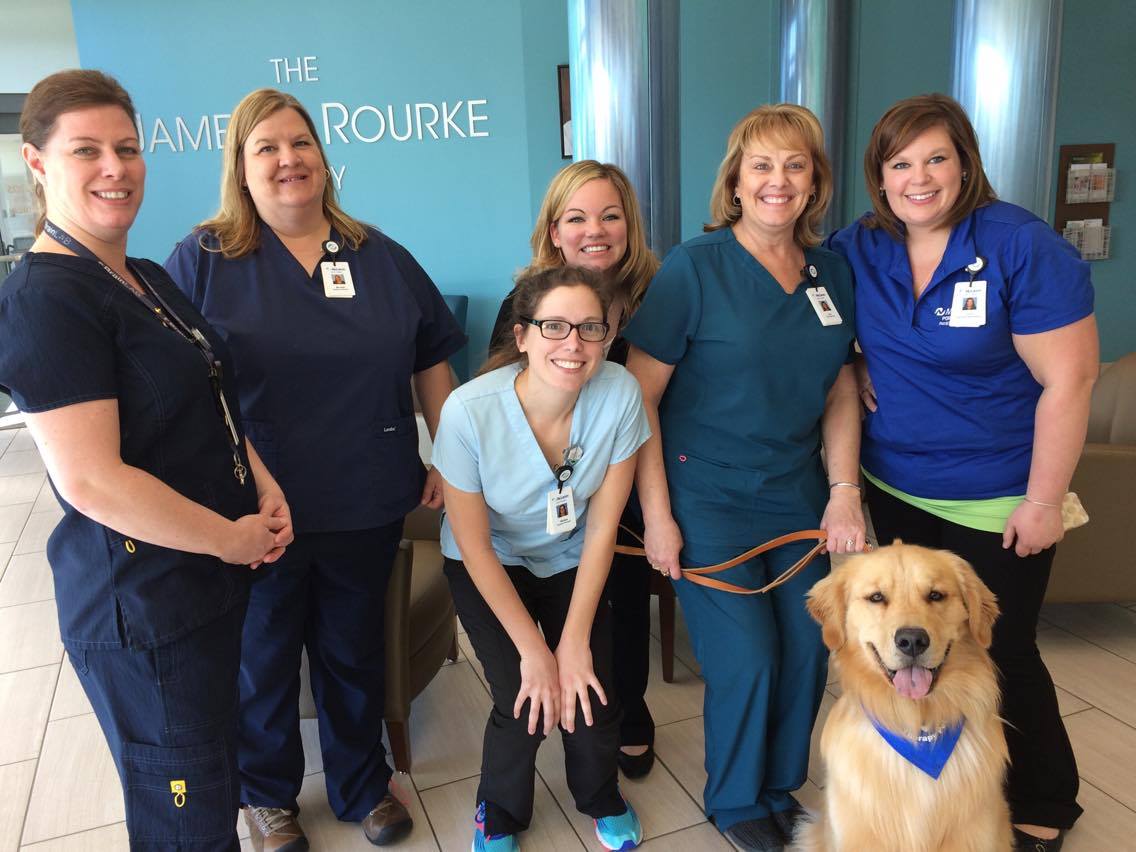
[520,316,610,342]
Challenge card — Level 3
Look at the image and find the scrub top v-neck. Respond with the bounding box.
[622,228,855,551]
[165,223,466,532]
[433,361,650,577]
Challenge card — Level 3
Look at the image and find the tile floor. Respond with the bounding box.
[1,425,1134,850]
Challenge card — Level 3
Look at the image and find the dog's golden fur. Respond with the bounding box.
[793,542,1012,852]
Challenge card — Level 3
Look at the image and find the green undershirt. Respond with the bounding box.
[863,469,1024,534]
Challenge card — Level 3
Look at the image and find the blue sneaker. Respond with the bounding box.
[472,801,519,852]
[594,796,642,850]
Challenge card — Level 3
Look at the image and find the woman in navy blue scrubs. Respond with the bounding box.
[166,89,465,849]
[488,161,662,778]
[622,105,865,851]
[0,70,292,851]
[827,94,1097,851]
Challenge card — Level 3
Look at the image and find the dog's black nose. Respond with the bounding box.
[894,627,930,658]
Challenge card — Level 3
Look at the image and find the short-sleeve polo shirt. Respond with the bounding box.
[827,201,1094,499]
[621,228,855,549]
[165,225,466,532]
[433,361,649,577]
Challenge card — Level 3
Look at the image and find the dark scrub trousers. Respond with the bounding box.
[826,201,1094,829]
[621,230,856,830]
[491,297,656,753]
[0,253,260,850]
[166,224,466,820]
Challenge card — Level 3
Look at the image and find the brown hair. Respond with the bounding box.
[480,265,610,375]
[863,93,997,240]
[705,103,833,247]
[197,88,367,257]
[530,160,659,314]
[20,69,137,236]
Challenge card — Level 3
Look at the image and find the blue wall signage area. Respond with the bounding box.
[69,0,569,363]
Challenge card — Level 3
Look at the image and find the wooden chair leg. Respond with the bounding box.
[658,585,676,684]
[448,632,459,662]
[386,719,411,774]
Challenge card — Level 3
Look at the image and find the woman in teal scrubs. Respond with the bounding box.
[622,104,865,852]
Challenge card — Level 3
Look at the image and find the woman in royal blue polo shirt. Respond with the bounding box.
[166,88,465,849]
[827,94,1098,851]
[0,70,292,850]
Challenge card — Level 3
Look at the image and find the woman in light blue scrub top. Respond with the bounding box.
[623,104,865,852]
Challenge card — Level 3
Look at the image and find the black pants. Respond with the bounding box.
[867,482,1082,829]
[444,558,624,836]
[607,526,655,748]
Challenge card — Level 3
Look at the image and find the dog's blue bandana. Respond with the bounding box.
[869,716,965,779]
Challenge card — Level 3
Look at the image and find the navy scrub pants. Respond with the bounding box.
[67,601,247,851]
[673,539,829,831]
[237,522,402,822]
[444,558,625,837]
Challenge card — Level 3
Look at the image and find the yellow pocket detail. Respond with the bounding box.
[170,779,186,808]
[124,540,136,554]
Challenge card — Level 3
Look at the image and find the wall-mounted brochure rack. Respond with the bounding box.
[1055,143,1115,261]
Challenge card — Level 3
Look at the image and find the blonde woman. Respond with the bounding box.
[166,88,465,849]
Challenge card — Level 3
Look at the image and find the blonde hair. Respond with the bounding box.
[705,103,833,247]
[529,160,659,313]
[197,88,367,258]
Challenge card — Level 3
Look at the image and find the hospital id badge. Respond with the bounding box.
[805,286,843,326]
[546,486,577,535]
[949,280,986,327]
[321,261,355,298]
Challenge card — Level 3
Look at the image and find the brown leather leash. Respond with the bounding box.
[615,526,829,595]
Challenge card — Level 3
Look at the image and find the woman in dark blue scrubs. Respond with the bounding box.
[623,105,865,852]
[166,88,465,850]
[0,70,292,851]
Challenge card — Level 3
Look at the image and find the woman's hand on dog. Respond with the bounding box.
[1003,500,1064,557]
[643,514,685,579]
[821,487,868,554]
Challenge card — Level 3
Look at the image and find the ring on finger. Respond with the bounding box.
[845,538,855,549]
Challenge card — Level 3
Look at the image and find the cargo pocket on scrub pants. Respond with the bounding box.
[121,739,234,844]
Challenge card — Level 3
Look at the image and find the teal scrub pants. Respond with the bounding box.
[673,539,829,831]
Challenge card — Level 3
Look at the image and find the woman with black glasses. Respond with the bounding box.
[435,266,650,851]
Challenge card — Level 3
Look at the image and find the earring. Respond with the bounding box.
[732,194,741,206]
[878,186,885,196]
[808,191,817,204]
[962,171,969,183]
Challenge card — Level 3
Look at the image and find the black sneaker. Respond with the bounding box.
[1012,827,1065,851]
[616,745,655,779]
[770,803,808,843]
[721,816,784,851]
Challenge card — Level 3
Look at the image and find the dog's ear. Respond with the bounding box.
[951,554,999,648]
[807,569,847,650]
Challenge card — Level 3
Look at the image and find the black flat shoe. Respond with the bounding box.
[1012,827,1065,851]
[616,745,655,779]
[722,816,784,851]
[770,803,808,843]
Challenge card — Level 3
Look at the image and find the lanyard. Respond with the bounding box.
[43,220,248,486]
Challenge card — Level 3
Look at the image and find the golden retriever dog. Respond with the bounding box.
[793,542,1012,852]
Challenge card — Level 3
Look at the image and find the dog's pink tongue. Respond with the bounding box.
[894,666,933,700]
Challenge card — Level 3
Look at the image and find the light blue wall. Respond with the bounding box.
[69,0,567,365]
[679,0,779,241]
[1052,0,1135,360]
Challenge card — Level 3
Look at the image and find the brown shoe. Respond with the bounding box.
[362,793,413,846]
[243,805,309,852]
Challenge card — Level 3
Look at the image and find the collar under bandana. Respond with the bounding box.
[869,715,965,779]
